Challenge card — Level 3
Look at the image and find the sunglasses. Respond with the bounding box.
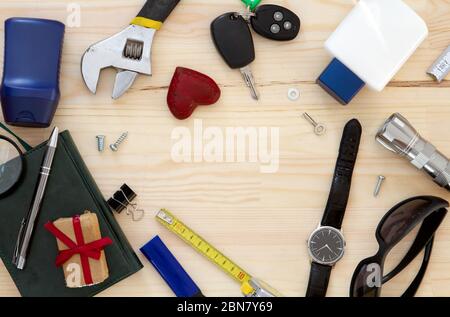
[350,196,448,297]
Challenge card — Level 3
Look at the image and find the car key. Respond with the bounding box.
[211,13,259,100]
[250,4,301,41]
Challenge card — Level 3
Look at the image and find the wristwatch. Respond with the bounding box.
[306,119,362,297]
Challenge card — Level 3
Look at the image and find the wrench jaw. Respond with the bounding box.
[81,49,102,94]
[112,70,140,100]
[80,24,155,98]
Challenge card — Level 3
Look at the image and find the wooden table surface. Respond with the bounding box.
[1,0,450,297]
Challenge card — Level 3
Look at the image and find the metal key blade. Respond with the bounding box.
[240,66,259,100]
[211,13,259,100]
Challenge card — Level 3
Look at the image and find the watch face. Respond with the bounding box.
[308,227,345,265]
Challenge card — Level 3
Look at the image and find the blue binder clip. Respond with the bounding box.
[140,236,204,297]
[1,18,65,127]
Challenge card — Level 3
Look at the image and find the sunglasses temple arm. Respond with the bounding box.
[401,237,434,297]
[382,224,431,283]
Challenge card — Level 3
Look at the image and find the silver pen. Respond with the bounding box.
[13,127,59,270]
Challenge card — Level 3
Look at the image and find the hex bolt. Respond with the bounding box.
[96,135,106,152]
[110,132,128,152]
[374,175,386,197]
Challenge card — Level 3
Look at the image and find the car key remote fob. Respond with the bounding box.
[211,13,255,69]
[250,4,300,41]
[211,12,259,99]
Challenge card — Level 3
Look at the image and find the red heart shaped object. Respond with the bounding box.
[167,67,221,120]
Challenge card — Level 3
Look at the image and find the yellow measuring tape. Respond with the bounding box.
[156,209,256,296]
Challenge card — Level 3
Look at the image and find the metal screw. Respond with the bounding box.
[374,175,386,197]
[96,135,105,152]
[302,113,326,136]
[110,132,128,152]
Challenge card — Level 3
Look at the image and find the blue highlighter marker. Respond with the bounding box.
[140,236,204,297]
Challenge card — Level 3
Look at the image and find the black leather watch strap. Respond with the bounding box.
[306,262,332,297]
[321,119,362,229]
[306,119,362,298]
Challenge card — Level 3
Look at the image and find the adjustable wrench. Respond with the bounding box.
[81,0,180,99]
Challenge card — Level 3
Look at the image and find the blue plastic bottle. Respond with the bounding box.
[1,18,65,127]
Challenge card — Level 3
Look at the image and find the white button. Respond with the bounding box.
[284,21,292,30]
[270,24,281,34]
[274,11,284,21]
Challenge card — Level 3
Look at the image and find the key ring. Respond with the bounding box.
[234,7,256,22]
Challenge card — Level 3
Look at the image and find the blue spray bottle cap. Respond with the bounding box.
[316,58,365,105]
[140,236,204,297]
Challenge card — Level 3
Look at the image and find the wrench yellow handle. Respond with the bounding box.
[131,17,163,30]
[131,0,180,30]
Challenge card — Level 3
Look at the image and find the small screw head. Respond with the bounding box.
[110,144,118,152]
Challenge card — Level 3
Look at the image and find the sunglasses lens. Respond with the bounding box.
[0,138,23,196]
[379,198,431,245]
[351,261,382,297]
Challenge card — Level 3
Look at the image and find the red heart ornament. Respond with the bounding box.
[167,67,221,120]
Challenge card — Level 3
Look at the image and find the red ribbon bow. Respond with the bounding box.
[45,215,112,285]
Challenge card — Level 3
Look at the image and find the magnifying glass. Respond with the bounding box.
[0,135,24,197]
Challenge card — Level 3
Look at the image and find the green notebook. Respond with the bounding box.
[0,130,143,297]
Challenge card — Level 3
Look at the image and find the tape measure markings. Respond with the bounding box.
[156,209,251,284]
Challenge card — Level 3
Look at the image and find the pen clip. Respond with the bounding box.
[12,218,26,266]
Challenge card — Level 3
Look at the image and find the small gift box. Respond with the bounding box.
[45,212,113,288]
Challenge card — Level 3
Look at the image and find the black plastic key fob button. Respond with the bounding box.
[251,5,300,41]
[211,13,255,69]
